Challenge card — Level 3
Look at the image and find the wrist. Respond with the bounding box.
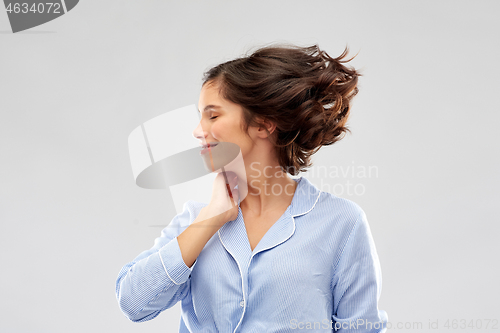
[197,207,227,227]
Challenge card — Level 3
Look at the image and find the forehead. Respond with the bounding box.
[198,84,225,112]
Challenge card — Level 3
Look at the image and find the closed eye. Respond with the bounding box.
[210,116,218,120]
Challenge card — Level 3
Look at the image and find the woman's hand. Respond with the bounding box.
[201,171,239,227]
[177,172,239,269]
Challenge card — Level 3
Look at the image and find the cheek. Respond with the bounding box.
[212,118,245,144]
[210,122,223,140]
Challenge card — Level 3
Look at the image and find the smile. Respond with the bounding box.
[200,142,219,154]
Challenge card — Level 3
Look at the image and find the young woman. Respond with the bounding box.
[116,43,388,332]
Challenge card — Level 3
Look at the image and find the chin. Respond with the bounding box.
[199,142,241,173]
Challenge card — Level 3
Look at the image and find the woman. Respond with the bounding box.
[116,43,388,332]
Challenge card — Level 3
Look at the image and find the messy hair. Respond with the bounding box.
[202,43,360,175]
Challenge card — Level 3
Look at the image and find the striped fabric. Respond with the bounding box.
[116,176,388,332]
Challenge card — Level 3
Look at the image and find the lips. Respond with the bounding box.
[200,142,219,154]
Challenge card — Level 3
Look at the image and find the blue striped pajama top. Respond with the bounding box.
[115,176,388,332]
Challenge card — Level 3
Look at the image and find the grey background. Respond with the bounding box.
[1,1,499,332]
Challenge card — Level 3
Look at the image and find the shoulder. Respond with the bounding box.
[294,190,372,266]
[309,191,370,246]
[183,199,209,215]
[176,200,209,226]
[151,200,208,250]
[315,190,365,221]
[156,200,208,240]
[295,176,364,222]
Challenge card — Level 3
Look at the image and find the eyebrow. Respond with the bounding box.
[198,105,222,113]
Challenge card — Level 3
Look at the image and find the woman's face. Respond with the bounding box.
[193,83,254,157]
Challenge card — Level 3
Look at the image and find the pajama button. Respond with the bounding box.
[240,301,244,307]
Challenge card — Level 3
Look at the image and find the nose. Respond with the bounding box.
[192,121,207,143]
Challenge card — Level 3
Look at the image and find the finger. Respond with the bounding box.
[216,172,227,184]
[221,169,231,185]
[231,188,239,207]
[225,182,234,199]
[230,174,239,186]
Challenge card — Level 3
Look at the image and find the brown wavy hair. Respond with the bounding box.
[202,43,360,176]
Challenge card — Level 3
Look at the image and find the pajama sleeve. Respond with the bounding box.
[331,209,388,332]
[115,200,200,322]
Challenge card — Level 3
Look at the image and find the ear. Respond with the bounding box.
[256,117,276,139]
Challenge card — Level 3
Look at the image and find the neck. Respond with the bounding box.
[240,156,297,216]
